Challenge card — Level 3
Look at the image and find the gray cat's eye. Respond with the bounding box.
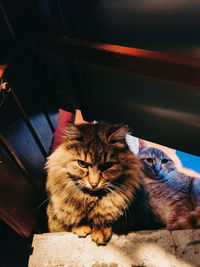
[161,159,168,164]
[146,158,153,164]
[77,160,88,168]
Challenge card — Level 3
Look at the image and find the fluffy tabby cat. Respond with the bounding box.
[137,139,200,230]
[45,122,145,245]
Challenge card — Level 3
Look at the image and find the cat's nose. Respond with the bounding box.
[154,165,160,175]
[90,182,99,188]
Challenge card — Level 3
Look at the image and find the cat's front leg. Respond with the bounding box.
[72,225,92,237]
[167,206,200,230]
[167,201,194,230]
[91,226,112,245]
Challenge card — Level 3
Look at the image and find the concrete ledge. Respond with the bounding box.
[28,230,200,267]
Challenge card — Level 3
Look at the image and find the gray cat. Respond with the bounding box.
[132,138,200,230]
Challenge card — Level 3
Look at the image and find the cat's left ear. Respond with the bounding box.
[125,134,139,155]
[107,125,128,145]
[65,122,84,141]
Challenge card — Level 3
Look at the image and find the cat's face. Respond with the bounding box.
[137,141,179,179]
[59,122,128,192]
[65,143,124,192]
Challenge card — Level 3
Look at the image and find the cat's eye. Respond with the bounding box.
[161,159,168,164]
[77,160,88,168]
[110,140,117,144]
[146,158,153,164]
[99,162,114,171]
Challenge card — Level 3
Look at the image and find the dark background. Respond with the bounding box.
[1,1,200,265]
[1,0,200,259]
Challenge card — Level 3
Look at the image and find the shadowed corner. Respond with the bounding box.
[0,220,34,267]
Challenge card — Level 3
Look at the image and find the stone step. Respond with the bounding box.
[28,230,200,267]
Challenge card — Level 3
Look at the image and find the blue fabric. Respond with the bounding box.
[176,150,200,173]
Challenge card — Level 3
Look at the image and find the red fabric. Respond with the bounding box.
[51,109,73,153]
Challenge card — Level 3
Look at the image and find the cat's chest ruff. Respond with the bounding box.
[85,197,97,213]
[77,191,106,212]
[85,192,110,211]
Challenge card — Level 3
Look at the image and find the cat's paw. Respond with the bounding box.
[72,225,92,237]
[91,226,112,245]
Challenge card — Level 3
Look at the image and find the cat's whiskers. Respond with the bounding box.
[36,182,74,211]
[111,181,134,193]
[109,184,130,224]
[107,185,128,226]
[109,183,135,221]
[111,181,139,206]
[71,184,85,210]
[63,180,87,210]
[36,197,52,211]
[108,185,130,220]
[63,184,80,207]
[109,183,133,201]
[103,187,124,222]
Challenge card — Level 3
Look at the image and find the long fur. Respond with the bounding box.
[45,122,145,244]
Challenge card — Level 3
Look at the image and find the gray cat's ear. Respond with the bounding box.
[65,122,83,140]
[139,139,148,150]
[125,134,139,155]
[107,125,128,144]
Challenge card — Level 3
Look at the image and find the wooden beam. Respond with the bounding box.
[41,36,200,88]
[0,64,7,80]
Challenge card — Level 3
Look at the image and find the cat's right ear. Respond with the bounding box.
[65,122,83,141]
[139,139,149,150]
[107,124,128,144]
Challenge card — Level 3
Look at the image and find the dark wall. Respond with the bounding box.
[61,0,200,57]
[49,1,200,154]
[81,62,200,155]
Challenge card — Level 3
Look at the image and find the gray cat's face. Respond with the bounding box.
[138,147,177,179]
